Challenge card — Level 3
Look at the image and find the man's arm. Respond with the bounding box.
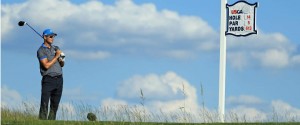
[40,50,62,69]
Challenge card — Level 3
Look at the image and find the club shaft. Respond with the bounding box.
[26,23,43,39]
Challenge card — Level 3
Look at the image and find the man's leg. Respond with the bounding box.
[39,76,53,120]
[48,77,63,120]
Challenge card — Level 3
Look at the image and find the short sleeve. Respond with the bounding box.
[37,49,47,60]
[54,46,60,51]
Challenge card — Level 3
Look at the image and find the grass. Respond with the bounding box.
[1,87,299,124]
[2,102,300,125]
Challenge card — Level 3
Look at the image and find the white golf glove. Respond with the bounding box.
[59,52,65,62]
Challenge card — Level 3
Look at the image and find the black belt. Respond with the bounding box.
[44,75,62,78]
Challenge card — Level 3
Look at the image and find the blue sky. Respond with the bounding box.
[2,0,300,122]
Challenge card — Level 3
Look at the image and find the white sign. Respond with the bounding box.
[226,1,258,36]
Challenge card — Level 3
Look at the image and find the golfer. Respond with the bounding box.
[37,29,64,120]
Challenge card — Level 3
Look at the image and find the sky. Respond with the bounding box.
[1,0,300,122]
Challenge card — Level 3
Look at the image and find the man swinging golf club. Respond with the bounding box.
[37,28,64,120]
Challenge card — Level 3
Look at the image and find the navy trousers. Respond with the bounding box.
[39,75,63,120]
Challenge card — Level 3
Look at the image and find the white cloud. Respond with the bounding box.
[227,32,293,51]
[117,72,195,99]
[228,105,268,122]
[63,87,98,102]
[111,71,199,114]
[64,50,111,60]
[227,95,264,105]
[226,95,300,122]
[271,100,300,121]
[252,49,289,69]
[99,71,203,122]
[227,31,298,69]
[101,98,128,106]
[1,14,14,39]
[103,73,300,122]
[1,85,22,108]
[291,55,300,65]
[3,0,299,68]
[2,0,217,60]
[227,95,267,122]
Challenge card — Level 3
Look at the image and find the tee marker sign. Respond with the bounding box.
[226,1,258,36]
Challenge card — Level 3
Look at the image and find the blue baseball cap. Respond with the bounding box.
[43,29,57,36]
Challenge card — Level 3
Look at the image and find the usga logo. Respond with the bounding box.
[231,10,243,14]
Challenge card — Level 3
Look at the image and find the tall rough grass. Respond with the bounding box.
[1,101,300,124]
[1,102,39,124]
[1,85,299,124]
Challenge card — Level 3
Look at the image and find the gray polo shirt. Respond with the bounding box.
[37,43,62,77]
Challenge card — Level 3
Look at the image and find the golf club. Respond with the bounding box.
[18,20,65,60]
[18,21,43,38]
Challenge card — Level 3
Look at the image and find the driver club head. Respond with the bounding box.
[18,21,26,26]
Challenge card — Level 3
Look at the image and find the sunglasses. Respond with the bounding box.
[47,35,55,38]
